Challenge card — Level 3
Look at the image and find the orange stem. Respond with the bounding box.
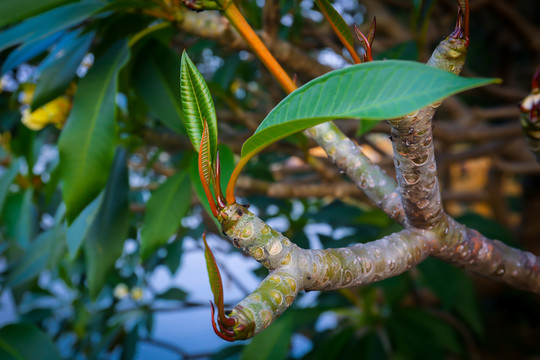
[223,3,297,94]
[223,3,299,205]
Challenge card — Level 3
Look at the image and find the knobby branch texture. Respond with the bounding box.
[186,2,540,341]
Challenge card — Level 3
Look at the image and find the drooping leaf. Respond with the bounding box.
[32,29,95,109]
[66,193,102,260]
[133,40,184,134]
[140,171,190,260]
[202,233,224,310]
[241,315,293,360]
[84,148,130,300]
[0,158,21,218]
[241,60,498,159]
[1,31,64,74]
[0,323,61,360]
[180,51,218,160]
[0,1,104,53]
[6,225,65,288]
[59,40,130,223]
[315,0,360,63]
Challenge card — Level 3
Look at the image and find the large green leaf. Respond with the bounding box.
[0,158,21,218]
[1,31,63,74]
[241,60,498,158]
[134,40,184,134]
[180,51,218,160]
[59,40,130,223]
[6,225,65,288]
[0,323,61,360]
[241,315,293,360]
[84,148,130,300]
[0,1,104,53]
[32,29,95,109]
[140,171,190,260]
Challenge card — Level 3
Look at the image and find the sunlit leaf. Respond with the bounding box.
[241,60,498,159]
[180,51,218,160]
[59,40,130,223]
[140,171,190,260]
[0,323,61,360]
[32,29,95,109]
[0,1,104,53]
[84,148,130,300]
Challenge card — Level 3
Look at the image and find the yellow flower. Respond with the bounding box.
[21,97,71,130]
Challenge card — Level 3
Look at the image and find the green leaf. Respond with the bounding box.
[133,40,184,134]
[0,159,21,218]
[241,60,498,159]
[156,287,188,301]
[418,258,483,336]
[6,226,65,288]
[140,171,190,260]
[66,193,102,260]
[3,189,36,249]
[202,233,224,309]
[0,0,72,28]
[32,29,95,109]
[315,0,356,53]
[180,51,218,160]
[0,323,61,360]
[59,40,130,223]
[1,31,63,74]
[84,148,130,300]
[0,1,104,53]
[241,315,293,360]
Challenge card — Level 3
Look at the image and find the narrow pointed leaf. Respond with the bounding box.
[241,60,498,158]
[59,40,130,223]
[199,121,213,187]
[1,31,63,74]
[32,29,95,110]
[0,1,104,53]
[140,171,190,260]
[315,0,360,63]
[367,17,376,46]
[180,51,218,160]
[202,233,224,310]
[84,148,130,300]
